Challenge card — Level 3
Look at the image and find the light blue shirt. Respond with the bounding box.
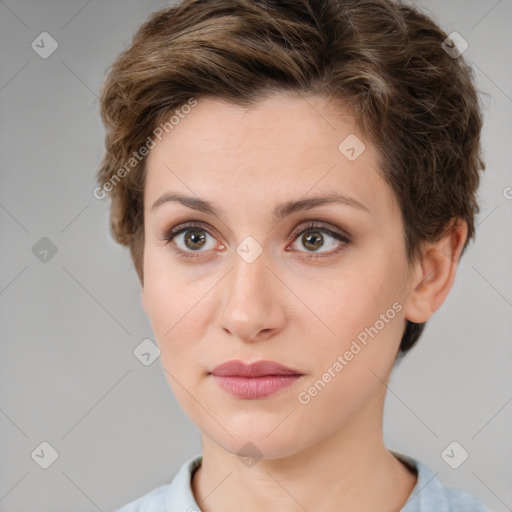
[115,451,490,511]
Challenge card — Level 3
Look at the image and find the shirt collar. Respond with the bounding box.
[164,451,450,512]
[391,450,450,512]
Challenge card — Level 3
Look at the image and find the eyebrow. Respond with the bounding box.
[151,191,370,221]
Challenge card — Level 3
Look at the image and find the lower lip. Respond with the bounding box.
[211,374,302,399]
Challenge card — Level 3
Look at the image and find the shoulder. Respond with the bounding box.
[112,454,202,512]
[443,486,491,512]
[392,451,491,512]
[114,484,170,512]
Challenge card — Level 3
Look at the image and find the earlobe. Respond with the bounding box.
[402,220,468,324]
[402,250,437,324]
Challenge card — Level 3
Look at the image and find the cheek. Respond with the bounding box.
[301,255,403,343]
[293,286,404,434]
[143,245,195,325]
[296,251,406,387]
[142,275,217,435]
[142,254,182,342]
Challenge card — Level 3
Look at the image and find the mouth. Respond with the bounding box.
[209,359,304,399]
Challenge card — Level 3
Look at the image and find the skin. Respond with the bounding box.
[140,92,468,512]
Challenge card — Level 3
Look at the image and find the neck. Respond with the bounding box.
[191,387,417,512]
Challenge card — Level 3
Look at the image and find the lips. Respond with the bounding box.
[210,359,302,377]
[209,360,303,399]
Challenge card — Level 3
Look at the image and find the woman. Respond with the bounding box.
[97,0,490,510]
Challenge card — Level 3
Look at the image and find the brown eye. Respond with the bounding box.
[182,229,208,251]
[162,223,220,259]
[161,220,351,261]
[301,231,325,252]
[290,222,351,258]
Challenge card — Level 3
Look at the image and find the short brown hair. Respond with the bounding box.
[97,0,485,356]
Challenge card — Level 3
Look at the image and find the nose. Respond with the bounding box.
[217,249,286,343]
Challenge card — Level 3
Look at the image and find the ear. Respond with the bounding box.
[402,219,468,324]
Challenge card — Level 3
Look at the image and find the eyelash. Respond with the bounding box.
[160,221,351,260]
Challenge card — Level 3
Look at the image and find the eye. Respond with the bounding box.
[288,222,351,258]
[161,222,222,259]
[160,220,351,260]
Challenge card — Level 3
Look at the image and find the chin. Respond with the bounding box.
[203,416,311,461]
[223,436,302,462]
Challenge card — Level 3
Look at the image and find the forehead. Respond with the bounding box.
[144,94,398,219]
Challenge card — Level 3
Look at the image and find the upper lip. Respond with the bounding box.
[210,359,302,377]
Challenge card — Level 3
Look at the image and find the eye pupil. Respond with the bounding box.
[184,230,206,250]
[303,231,324,251]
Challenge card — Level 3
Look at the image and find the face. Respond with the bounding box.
[141,93,413,459]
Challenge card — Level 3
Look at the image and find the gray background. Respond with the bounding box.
[0,1,511,511]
